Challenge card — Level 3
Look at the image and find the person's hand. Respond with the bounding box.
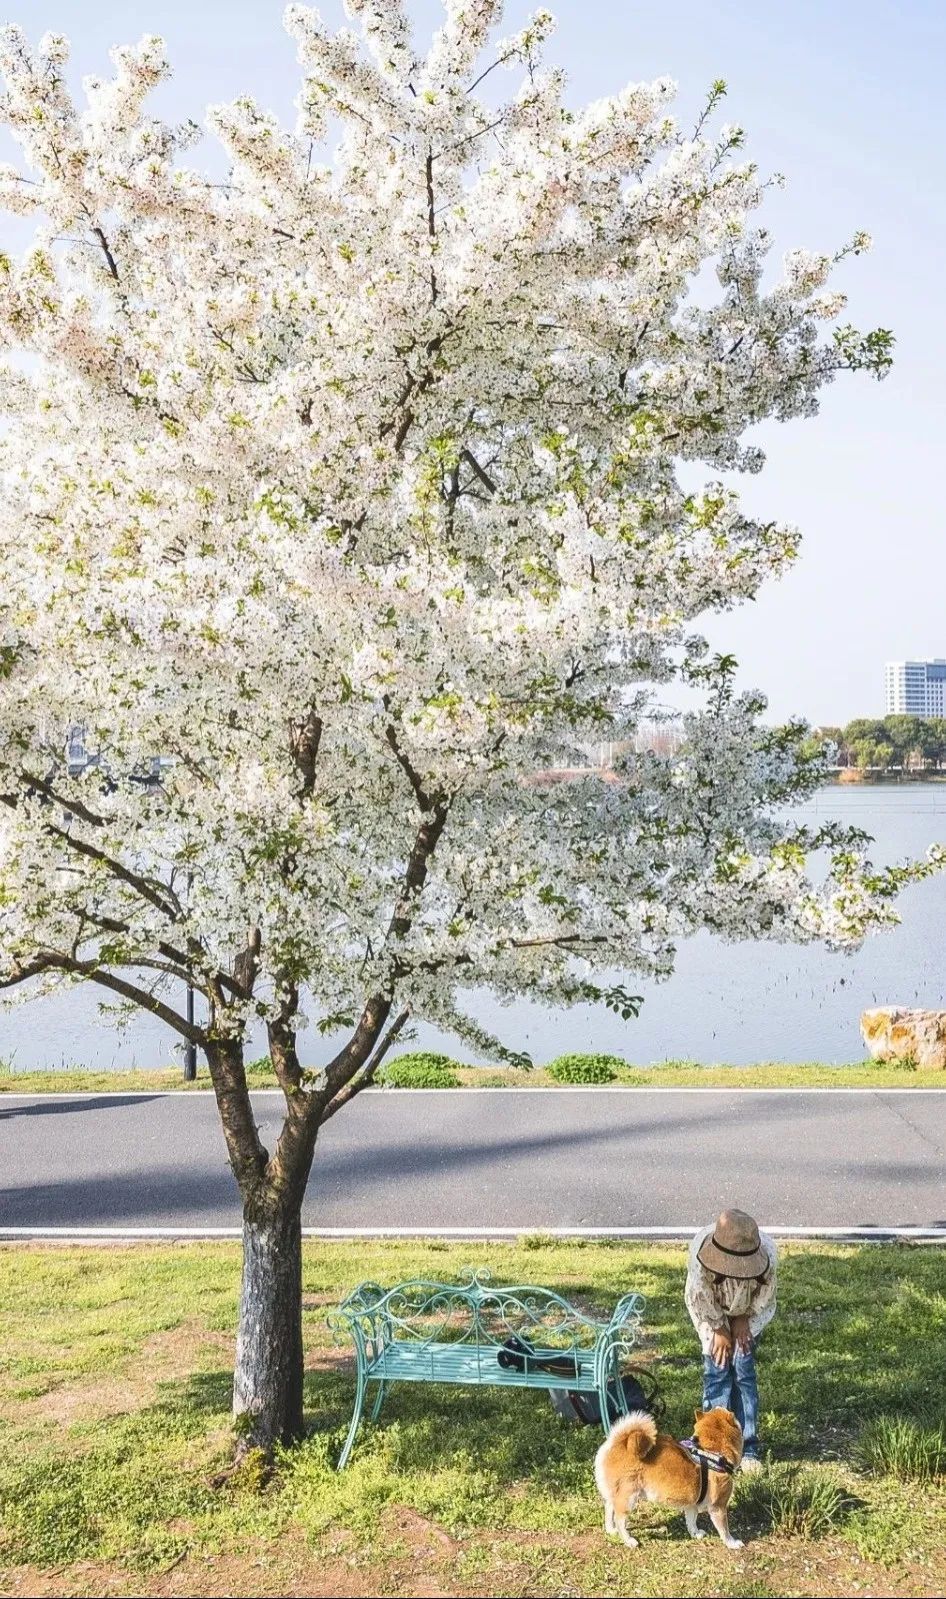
[709,1328,732,1368]
[731,1315,753,1354]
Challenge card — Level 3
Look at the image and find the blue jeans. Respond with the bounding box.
[702,1347,760,1450]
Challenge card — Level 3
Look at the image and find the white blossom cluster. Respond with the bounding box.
[0,4,933,1063]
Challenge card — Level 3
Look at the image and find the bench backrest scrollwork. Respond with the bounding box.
[329,1267,643,1355]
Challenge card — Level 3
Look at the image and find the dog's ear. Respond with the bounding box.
[694,1408,703,1424]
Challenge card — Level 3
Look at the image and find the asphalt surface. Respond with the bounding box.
[0,1088,944,1235]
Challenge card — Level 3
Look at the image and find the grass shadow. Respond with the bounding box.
[166,1367,234,1418]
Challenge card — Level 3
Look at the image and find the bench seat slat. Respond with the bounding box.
[366,1340,600,1391]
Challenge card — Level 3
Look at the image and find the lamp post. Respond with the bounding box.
[184,982,197,1081]
[184,864,197,1081]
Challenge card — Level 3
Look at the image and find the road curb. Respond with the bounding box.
[2,1086,946,1098]
[1,1225,944,1243]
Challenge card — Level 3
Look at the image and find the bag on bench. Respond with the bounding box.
[495,1334,663,1427]
[496,1334,582,1380]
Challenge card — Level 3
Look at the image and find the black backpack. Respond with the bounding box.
[549,1367,665,1427]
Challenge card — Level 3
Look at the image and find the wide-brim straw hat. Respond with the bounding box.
[697,1211,768,1279]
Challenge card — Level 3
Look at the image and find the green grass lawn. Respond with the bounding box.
[0,1241,944,1597]
[1,1057,943,1094]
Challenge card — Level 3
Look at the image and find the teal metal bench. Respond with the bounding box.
[328,1267,646,1468]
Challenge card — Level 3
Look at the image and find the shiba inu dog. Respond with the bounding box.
[594,1405,745,1549]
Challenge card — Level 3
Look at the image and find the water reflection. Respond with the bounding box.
[2,785,943,1071]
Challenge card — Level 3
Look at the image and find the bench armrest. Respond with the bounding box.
[327,1281,394,1360]
[606,1291,646,1334]
[594,1292,646,1375]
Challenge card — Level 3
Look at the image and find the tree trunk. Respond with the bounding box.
[233,1202,304,1452]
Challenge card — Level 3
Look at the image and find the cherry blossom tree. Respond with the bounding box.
[0,2,936,1453]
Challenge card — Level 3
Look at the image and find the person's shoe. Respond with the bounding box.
[740,1441,763,1474]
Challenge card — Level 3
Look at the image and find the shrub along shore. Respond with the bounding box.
[1,1050,942,1094]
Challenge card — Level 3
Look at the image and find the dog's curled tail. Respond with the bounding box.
[604,1409,658,1460]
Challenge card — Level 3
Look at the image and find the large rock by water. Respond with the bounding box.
[861,1007,946,1070]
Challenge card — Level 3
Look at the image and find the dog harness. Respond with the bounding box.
[678,1439,737,1504]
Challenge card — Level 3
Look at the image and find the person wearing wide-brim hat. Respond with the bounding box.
[684,1209,778,1472]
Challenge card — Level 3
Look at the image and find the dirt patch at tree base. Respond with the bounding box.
[10,1321,235,1426]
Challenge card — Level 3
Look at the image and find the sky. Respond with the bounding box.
[2,0,944,726]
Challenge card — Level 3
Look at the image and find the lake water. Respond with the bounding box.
[2,784,944,1072]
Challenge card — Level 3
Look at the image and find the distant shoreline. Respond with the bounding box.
[3,1059,943,1093]
[827,770,946,784]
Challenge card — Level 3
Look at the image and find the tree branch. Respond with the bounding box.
[322,992,393,1099]
[267,982,303,1097]
[387,803,450,944]
[92,225,119,282]
[290,709,323,798]
[1,783,180,921]
[425,149,437,303]
[402,929,611,979]
[233,926,262,998]
[460,447,497,495]
[466,51,516,95]
[44,822,181,920]
[204,1037,270,1202]
[18,769,106,828]
[0,949,201,1042]
[378,330,447,456]
[77,962,201,1040]
[0,952,63,991]
[321,1007,410,1122]
[436,114,509,161]
[383,716,440,811]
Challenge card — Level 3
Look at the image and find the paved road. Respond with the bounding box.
[0,1089,944,1234]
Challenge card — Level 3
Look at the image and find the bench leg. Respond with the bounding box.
[370,1381,387,1422]
[599,1377,612,1436]
[598,1354,622,1436]
[336,1361,367,1470]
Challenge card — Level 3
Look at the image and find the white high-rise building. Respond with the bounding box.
[66,723,92,775]
[885,659,946,717]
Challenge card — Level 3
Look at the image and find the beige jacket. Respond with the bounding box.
[684,1224,778,1355]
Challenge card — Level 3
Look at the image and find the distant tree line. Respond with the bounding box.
[586,715,946,775]
[812,716,946,771]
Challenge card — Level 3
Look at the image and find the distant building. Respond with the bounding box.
[65,723,94,776]
[885,659,946,717]
[64,723,171,784]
